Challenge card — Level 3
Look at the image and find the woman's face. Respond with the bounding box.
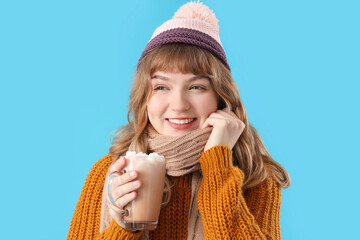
[147,71,218,136]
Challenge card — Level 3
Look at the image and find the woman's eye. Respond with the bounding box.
[154,86,167,90]
[190,85,205,90]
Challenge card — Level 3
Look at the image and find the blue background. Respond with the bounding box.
[1,0,359,239]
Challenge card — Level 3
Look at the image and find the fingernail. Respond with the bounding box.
[133,181,139,187]
[130,171,136,177]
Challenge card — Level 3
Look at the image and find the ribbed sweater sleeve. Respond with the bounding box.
[67,155,143,240]
[197,145,282,240]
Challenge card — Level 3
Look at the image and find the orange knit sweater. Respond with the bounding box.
[67,146,282,239]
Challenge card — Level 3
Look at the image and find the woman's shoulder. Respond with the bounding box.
[247,164,281,193]
[87,153,114,177]
[95,153,114,166]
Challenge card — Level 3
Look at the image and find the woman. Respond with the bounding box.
[67,2,290,239]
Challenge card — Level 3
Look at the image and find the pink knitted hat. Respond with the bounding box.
[138,1,230,70]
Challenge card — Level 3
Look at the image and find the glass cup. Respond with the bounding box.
[122,151,166,231]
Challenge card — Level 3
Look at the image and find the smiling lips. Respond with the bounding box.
[168,118,195,124]
[166,118,196,129]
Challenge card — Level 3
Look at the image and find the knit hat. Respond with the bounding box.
[138,1,230,70]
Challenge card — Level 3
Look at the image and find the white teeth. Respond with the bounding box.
[168,118,195,125]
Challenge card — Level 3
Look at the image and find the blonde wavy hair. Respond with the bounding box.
[109,43,290,204]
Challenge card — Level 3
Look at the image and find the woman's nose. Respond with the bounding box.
[169,91,190,112]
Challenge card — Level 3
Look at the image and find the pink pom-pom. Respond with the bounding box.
[174,1,218,28]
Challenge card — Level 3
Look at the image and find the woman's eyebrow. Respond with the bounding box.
[151,75,169,81]
[151,75,207,82]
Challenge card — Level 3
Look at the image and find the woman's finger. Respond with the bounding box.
[201,116,224,128]
[202,110,238,128]
[112,180,142,200]
[208,110,244,128]
[111,170,139,189]
[108,157,127,174]
[202,111,229,128]
[115,191,138,209]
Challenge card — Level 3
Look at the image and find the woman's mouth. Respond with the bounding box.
[167,118,195,125]
[166,118,196,129]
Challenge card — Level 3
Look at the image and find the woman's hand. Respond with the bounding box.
[202,108,245,151]
[104,157,142,229]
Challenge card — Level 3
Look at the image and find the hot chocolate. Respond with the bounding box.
[123,151,166,231]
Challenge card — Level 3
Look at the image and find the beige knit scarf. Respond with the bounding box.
[100,126,212,240]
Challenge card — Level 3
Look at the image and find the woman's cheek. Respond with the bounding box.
[199,94,218,114]
[148,94,167,115]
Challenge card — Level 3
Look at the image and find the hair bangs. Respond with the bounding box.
[144,43,213,77]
